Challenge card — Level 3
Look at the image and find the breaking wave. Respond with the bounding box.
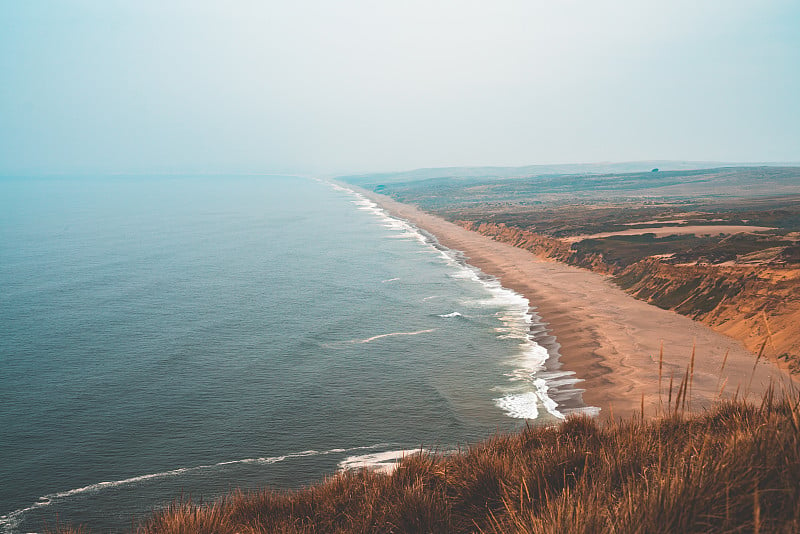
[349,329,436,344]
[338,448,427,475]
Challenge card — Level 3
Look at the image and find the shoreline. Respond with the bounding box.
[357,188,796,419]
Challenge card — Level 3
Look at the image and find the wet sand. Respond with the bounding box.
[360,189,796,419]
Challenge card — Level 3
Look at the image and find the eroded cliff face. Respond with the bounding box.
[459,221,616,274]
[616,259,800,368]
[459,221,800,372]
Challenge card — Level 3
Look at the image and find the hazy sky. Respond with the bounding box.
[1,1,799,175]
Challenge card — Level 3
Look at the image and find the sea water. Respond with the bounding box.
[0,175,590,532]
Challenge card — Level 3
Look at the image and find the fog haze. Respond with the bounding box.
[2,1,798,175]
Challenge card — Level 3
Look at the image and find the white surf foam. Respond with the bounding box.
[535,378,565,419]
[438,312,462,318]
[382,277,400,283]
[535,370,583,389]
[456,265,567,419]
[350,329,435,344]
[495,392,539,419]
[342,192,429,246]
[448,258,585,420]
[338,449,426,475]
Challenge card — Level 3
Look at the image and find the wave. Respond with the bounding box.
[338,448,427,475]
[456,266,568,420]
[445,252,586,421]
[438,312,463,318]
[350,329,435,344]
[346,193,429,246]
[495,391,540,419]
[0,444,389,534]
[382,277,400,283]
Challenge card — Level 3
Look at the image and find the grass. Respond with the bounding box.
[50,383,800,534]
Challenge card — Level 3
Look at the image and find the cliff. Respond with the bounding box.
[459,221,800,372]
[458,221,616,273]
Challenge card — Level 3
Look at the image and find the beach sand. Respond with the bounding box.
[362,189,796,419]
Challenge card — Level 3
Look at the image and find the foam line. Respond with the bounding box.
[351,329,435,344]
[495,392,539,419]
[338,449,427,475]
[535,378,566,420]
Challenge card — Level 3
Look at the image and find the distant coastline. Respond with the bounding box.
[354,186,796,419]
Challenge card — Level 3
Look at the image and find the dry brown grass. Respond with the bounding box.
[50,384,800,534]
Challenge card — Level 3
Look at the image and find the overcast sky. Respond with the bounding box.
[1,1,798,175]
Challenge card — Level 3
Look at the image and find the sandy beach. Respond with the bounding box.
[361,189,796,419]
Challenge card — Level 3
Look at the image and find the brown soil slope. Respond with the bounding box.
[462,222,800,373]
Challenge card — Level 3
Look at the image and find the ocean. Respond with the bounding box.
[0,175,588,532]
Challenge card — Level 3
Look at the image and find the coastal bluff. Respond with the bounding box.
[459,221,800,375]
[360,189,796,419]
